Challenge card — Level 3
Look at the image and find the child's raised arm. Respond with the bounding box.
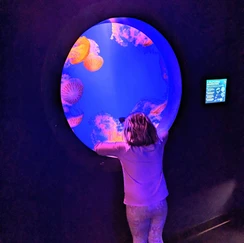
[157,129,169,145]
[94,142,125,158]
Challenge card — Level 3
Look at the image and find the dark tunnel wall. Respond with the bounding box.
[1,0,244,242]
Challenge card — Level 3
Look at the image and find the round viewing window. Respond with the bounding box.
[60,17,182,150]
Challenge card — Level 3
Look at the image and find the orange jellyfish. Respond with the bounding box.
[150,102,167,115]
[83,53,104,72]
[67,115,83,128]
[61,81,83,105]
[67,36,90,65]
[74,36,89,47]
[107,130,124,142]
[93,113,124,142]
[143,38,153,47]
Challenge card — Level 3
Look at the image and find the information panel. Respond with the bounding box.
[205,79,227,104]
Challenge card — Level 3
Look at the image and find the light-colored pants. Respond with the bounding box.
[126,199,168,243]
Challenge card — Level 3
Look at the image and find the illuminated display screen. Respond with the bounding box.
[205,79,227,104]
[60,18,182,151]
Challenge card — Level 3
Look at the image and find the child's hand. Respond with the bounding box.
[157,129,169,143]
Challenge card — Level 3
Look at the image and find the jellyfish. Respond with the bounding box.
[74,36,89,47]
[69,45,90,65]
[61,74,71,83]
[67,115,83,128]
[83,53,104,72]
[132,100,156,115]
[150,102,167,116]
[111,23,153,47]
[110,23,126,46]
[91,113,123,144]
[61,79,83,105]
[88,39,100,56]
[66,36,90,65]
[142,38,153,47]
[68,104,84,117]
[108,130,124,142]
[132,29,151,47]
[147,102,167,128]
[131,99,168,128]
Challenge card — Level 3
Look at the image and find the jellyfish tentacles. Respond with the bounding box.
[110,23,153,47]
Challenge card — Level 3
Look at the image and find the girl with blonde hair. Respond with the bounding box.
[95,112,169,243]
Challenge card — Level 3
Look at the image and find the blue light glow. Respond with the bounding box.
[61,18,182,150]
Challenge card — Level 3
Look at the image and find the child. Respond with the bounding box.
[95,112,169,243]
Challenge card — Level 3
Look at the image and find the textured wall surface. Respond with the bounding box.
[1,0,243,242]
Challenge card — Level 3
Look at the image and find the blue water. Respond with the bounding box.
[62,21,175,150]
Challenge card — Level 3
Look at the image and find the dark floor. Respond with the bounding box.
[181,214,244,243]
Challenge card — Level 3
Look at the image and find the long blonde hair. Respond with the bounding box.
[123,112,159,146]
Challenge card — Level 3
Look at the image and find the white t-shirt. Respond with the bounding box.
[95,139,168,206]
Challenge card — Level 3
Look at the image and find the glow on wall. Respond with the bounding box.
[60,17,182,150]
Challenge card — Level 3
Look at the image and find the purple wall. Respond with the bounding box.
[1,0,243,242]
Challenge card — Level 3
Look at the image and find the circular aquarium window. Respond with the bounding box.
[60,17,182,151]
